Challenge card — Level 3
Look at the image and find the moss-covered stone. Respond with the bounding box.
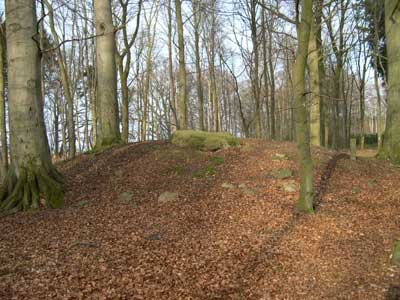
[119,191,134,202]
[192,165,216,179]
[271,153,288,161]
[391,240,400,266]
[271,168,293,179]
[158,192,179,203]
[209,156,224,165]
[171,130,239,151]
[221,183,235,189]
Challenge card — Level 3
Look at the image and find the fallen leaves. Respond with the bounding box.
[0,140,399,299]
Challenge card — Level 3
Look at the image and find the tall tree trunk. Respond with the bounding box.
[266,16,276,139]
[175,0,187,129]
[193,0,205,131]
[0,23,8,178]
[382,0,400,163]
[0,0,63,212]
[167,0,178,132]
[45,0,76,158]
[94,0,121,147]
[250,0,261,138]
[294,0,314,213]
[308,14,321,146]
[261,0,270,139]
[116,0,142,144]
[140,4,158,141]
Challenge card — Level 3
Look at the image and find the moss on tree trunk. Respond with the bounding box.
[1,0,64,212]
[294,0,314,214]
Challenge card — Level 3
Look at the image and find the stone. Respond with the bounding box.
[271,168,293,179]
[391,241,400,266]
[221,183,235,189]
[238,183,257,195]
[272,153,288,161]
[242,187,257,196]
[119,191,134,202]
[158,192,179,203]
[114,169,124,177]
[282,181,298,192]
[145,232,161,241]
[74,200,89,207]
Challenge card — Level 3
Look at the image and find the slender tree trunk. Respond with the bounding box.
[261,0,270,139]
[93,0,121,147]
[193,0,205,131]
[373,4,383,152]
[250,0,261,138]
[294,0,314,213]
[167,0,177,132]
[0,0,63,212]
[45,0,76,158]
[308,15,321,146]
[266,17,276,139]
[0,23,8,178]
[382,0,400,163]
[175,0,187,129]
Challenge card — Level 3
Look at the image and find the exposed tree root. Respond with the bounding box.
[0,166,64,212]
[314,153,349,209]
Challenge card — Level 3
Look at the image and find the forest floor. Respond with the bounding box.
[0,140,399,300]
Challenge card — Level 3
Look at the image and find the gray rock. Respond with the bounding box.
[221,183,235,189]
[271,168,293,179]
[114,169,124,177]
[272,153,288,161]
[242,187,257,196]
[119,191,134,202]
[158,192,179,203]
[282,181,298,192]
[145,232,161,241]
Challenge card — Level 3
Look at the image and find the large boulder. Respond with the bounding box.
[171,130,240,151]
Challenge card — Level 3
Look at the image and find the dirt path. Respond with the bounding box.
[0,140,399,299]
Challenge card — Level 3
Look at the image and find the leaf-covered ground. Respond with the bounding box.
[0,140,399,300]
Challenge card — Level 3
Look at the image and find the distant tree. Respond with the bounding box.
[175,0,187,129]
[0,0,63,211]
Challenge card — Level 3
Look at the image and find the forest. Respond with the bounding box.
[0,0,399,299]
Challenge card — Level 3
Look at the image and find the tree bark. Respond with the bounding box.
[382,0,400,163]
[294,0,314,213]
[45,0,76,158]
[175,0,187,129]
[94,0,121,147]
[1,0,63,212]
[193,0,205,131]
[308,12,321,146]
[0,22,8,178]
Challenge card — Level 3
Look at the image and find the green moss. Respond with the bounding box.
[171,130,239,151]
[271,168,293,179]
[209,156,224,165]
[391,241,400,266]
[171,165,186,175]
[192,165,216,179]
[295,198,314,214]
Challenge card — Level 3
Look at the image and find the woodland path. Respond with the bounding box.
[0,140,399,300]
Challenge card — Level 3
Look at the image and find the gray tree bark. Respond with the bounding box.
[294,0,314,213]
[94,0,121,147]
[0,0,63,212]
